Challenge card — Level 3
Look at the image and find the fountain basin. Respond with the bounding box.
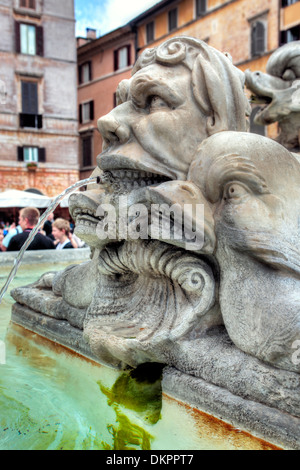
[0,261,293,450]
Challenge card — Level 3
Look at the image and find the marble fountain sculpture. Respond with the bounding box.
[10,37,300,449]
[245,40,300,152]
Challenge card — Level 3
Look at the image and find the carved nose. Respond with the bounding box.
[98,113,130,149]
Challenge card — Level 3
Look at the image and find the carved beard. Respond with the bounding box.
[216,221,300,279]
[83,239,220,366]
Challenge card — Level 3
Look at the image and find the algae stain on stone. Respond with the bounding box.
[97,363,164,450]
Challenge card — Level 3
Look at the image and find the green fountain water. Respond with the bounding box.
[0,263,279,450]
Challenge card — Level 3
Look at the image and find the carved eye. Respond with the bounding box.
[223,183,249,202]
[149,95,169,111]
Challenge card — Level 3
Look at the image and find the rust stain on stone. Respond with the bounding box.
[163,394,283,451]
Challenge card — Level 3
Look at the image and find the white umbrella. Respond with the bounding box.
[0,189,53,208]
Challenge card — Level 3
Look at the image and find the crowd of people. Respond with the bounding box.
[0,208,85,252]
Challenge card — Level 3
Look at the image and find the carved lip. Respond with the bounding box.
[72,208,102,227]
[245,71,275,122]
[99,152,177,180]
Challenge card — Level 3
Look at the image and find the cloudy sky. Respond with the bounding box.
[75,0,161,37]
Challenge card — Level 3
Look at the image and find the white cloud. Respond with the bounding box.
[75,0,161,38]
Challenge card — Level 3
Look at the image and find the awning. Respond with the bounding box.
[0,189,57,208]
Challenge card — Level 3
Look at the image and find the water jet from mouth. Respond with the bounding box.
[0,176,102,304]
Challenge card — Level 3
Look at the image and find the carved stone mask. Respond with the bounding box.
[188,131,300,372]
[70,37,250,249]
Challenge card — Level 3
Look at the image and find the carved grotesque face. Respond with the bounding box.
[70,63,211,248]
[187,131,300,372]
[97,63,209,181]
[190,132,300,249]
[69,37,249,248]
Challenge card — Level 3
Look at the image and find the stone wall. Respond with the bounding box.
[0,0,79,197]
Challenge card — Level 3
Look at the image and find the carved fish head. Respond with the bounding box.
[245,41,300,129]
[188,131,300,372]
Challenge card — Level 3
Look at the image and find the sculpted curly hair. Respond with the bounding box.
[132,36,251,135]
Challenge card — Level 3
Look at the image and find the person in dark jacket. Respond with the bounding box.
[52,218,78,250]
[7,207,55,251]
[43,212,55,241]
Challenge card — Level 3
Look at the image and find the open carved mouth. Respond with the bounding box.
[71,169,172,227]
[102,169,172,191]
[250,94,273,107]
[72,208,101,227]
[250,94,274,123]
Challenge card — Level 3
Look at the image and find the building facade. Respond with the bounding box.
[134,0,300,139]
[0,0,79,197]
[77,0,300,175]
[77,25,135,179]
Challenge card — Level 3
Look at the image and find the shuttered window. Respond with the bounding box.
[280,25,300,44]
[20,23,36,55]
[146,21,155,43]
[15,22,43,56]
[281,0,299,7]
[79,101,94,124]
[20,0,36,8]
[82,136,92,168]
[24,147,38,163]
[78,62,92,84]
[17,147,46,163]
[250,107,266,136]
[20,81,43,129]
[114,45,131,71]
[168,8,178,32]
[251,21,266,57]
[196,0,207,16]
[22,81,38,115]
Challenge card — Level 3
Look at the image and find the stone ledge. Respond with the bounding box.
[162,368,300,451]
[11,303,98,364]
[0,248,91,266]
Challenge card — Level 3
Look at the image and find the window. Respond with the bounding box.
[250,107,266,136]
[251,21,266,57]
[196,0,207,16]
[281,25,300,44]
[79,101,94,124]
[82,136,92,168]
[168,8,178,32]
[19,0,36,9]
[281,0,299,7]
[17,147,46,163]
[22,81,38,114]
[146,21,155,43]
[20,81,42,129]
[118,47,128,69]
[114,45,131,71]
[20,24,36,55]
[15,22,43,56]
[79,62,92,84]
[24,147,38,163]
